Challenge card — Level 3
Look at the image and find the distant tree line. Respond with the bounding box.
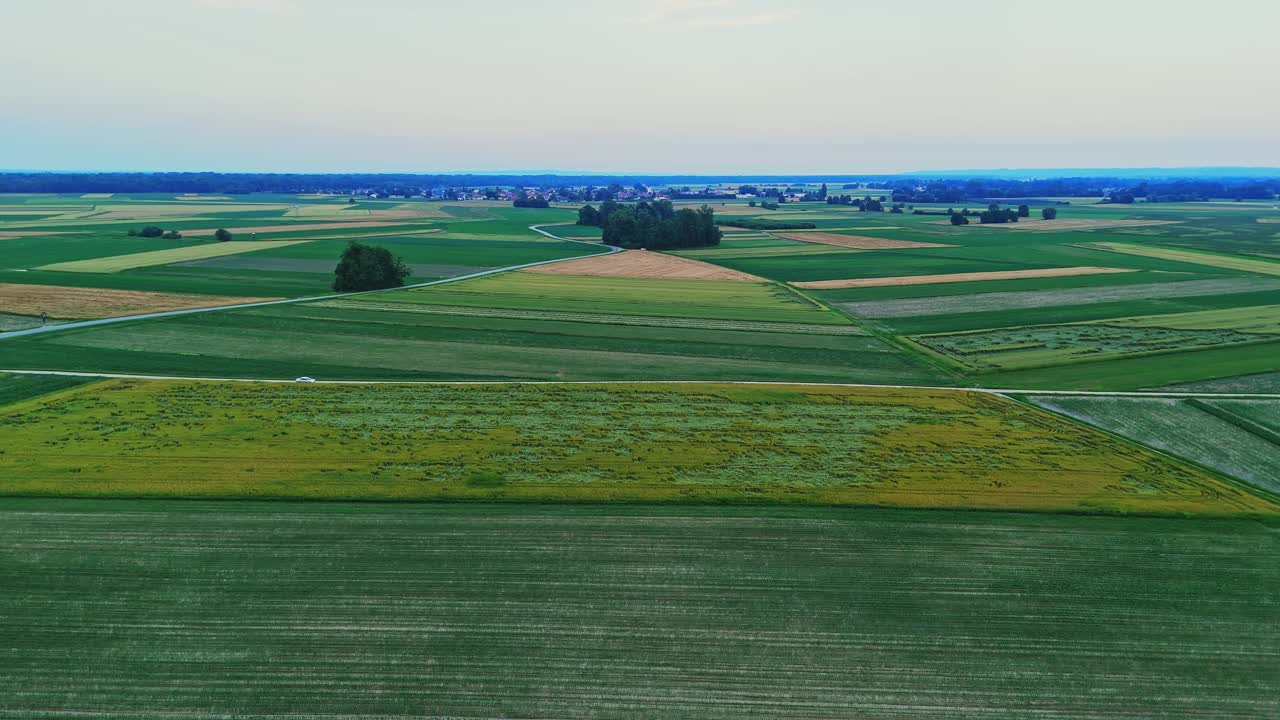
[577,200,721,250]
[127,225,182,239]
[0,172,1273,202]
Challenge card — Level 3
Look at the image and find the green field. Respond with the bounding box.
[351,271,851,324]
[0,372,91,406]
[1,499,1276,720]
[1031,395,1280,496]
[0,304,943,384]
[1,380,1270,514]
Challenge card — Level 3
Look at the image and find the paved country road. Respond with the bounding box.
[0,227,619,341]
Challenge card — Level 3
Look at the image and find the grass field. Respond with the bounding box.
[0,380,1270,514]
[0,372,92,406]
[1,499,1276,720]
[1031,395,1280,496]
[915,304,1280,372]
[354,271,850,324]
[1088,241,1280,275]
[37,240,312,273]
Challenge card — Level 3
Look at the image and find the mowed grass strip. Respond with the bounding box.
[840,277,1280,319]
[313,299,867,335]
[0,381,1269,514]
[794,266,1135,290]
[364,271,850,324]
[2,500,1275,720]
[36,241,311,273]
[1088,242,1280,275]
[1099,304,1280,334]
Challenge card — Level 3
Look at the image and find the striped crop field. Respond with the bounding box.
[0,500,1276,720]
[1087,242,1280,275]
[312,299,869,334]
[0,380,1271,514]
[360,272,852,324]
[1031,395,1280,496]
[37,240,312,273]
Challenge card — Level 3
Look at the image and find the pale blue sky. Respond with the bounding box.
[1,0,1275,173]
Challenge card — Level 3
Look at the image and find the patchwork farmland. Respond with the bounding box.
[1,191,1279,720]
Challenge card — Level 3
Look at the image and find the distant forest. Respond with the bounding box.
[0,171,1275,202]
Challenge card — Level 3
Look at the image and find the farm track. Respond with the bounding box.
[0,227,620,341]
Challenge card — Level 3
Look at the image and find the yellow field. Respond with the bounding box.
[1088,242,1280,276]
[37,241,311,273]
[0,380,1270,515]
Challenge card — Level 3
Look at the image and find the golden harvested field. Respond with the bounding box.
[38,240,312,273]
[0,284,277,319]
[772,232,952,250]
[522,249,764,281]
[932,218,1181,231]
[793,266,1135,289]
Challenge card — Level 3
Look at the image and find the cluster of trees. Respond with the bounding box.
[963,203,1031,224]
[799,183,829,202]
[332,241,411,292]
[512,196,550,208]
[825,195,886,211]
[950,205,1054,225]
[578,200,721,250]
[127,226,182,239]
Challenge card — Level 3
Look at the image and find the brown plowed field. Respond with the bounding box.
[521,250,764,281]
[0,284,278,319]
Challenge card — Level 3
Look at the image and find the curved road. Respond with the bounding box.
[0,226,619,341]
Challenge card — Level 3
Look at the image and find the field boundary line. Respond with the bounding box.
[0,228,619,341]
[2,369,1277,399]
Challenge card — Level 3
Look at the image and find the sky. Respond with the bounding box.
[1,0,1276,174]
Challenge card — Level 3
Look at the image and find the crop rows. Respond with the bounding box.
[312,298,869,335]
[1,500,1276,720]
